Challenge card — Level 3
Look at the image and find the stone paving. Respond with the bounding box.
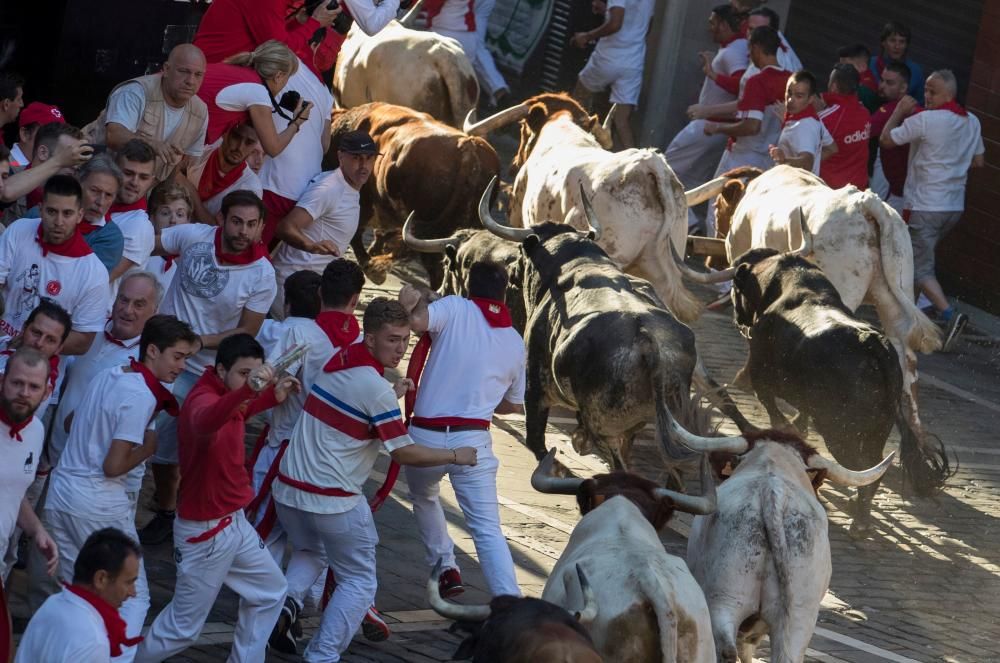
[9,273,1000,662]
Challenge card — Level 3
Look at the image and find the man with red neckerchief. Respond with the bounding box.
[141,189,277,546]
[108,140,159,285]
[769,71,835,176]
[0,175,111,356]
[271,297,478,662]
[817,63,872,190]
[398,260,525,600]
[16,527,142,663]
[137,334,297,663]
[44,315,199,663]
[181,123,263,223]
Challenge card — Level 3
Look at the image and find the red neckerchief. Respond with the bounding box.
[104,331,125,347]
[129,358,179,416]
[62,583,143,657]
[105,197,147,221]
[35,223,94,258]
[79,219,105,236]
[470,298,513,328]
[918,100,968,117]
[782,104,820,129]
[198,148,247,202]
[0,406,31,441]
[314,311,361,349]
[214,226,269,265]
[323,343,384,376]
[162,255,177,272]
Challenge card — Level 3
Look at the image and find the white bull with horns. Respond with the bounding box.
[465,93,728,323]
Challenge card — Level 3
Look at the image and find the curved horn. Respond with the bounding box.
[807,451,895,487]
[402,213,460,253]
[464,102,531,136]
[574,564,598,624]
[685,175,729,207]
[578,183,601,240]
[668,410,748,455]
[601,103,618,133]
[531,448,584,495]
[479,177,533,242]
[788,208,813,258]
[653,454,717,515]
[427,558,492,622]
[670,244,736,284]
[399,0,427,28]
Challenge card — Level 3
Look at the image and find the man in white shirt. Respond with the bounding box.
[398,261,525,599]
[571,0,654,148]
[880,69,986,350]
[9,102,66,170]
[44,315,200,661]
[272,130,374,317]
[425,0,508,106]
[16,528,143,663]
[271,298,478,662]
[183,123,263,222]
[108,140,158,284]
[769,71,835,175]
[0,175,111,355]
[140,190,277,545]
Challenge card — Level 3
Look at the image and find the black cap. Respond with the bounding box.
[338,130,380,155]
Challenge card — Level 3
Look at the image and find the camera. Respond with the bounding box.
[278,90,302,113]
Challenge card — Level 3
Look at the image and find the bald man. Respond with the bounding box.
[91,44,209,181]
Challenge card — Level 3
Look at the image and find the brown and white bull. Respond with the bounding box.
[326,102,500,285]
[533,449,718,662]
[464,93,728,323]
[671,424,894,663]
[332,7,478,128]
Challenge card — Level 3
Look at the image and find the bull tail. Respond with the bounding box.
[651,157,704,323]
[435,43,479,128]
[651,346,699,474]
[691,356,754,434]
[861,193,943,353]
[761,486,793,620]
[633,568,680,663]
[897,410,954,497]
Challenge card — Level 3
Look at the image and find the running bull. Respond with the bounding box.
[533,449,718,662]
[465,93,728,323]
[428,560,603,662]
[670,421,895,663]
[325,102,500,286]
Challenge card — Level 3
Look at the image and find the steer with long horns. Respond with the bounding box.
[464,92,730,323]
[428,559,603,662]
[533,449,718,662]
[668,419,894,663]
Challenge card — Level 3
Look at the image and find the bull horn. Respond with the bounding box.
[684,175,729,207]
[601,104,618,133]
[464,103,531,136]
[669,244,737,284]
[427,558,492,622]
[402,213,460,253]
[479,177,533,242]
[669,412,749,455]
[574,564,598,625]
[653,454,717,515]
[531,448,584,495]
[578,183,601,240]
[399,0,426,28]
[788,208,813,258]
[807,451,895,487]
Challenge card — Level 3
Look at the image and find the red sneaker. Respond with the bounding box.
[438,567,464,598]
[362,605,391,642]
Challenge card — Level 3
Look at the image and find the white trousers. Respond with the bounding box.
[405,427,520,597]
[433,27,507,100]
[136,511,286,663]
[665,120,729,229]
[472,0,508,97]
[44,506,149,663]
[276,500,378,662]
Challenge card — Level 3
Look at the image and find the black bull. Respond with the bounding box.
[729,248,952,535]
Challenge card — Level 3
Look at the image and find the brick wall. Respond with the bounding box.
[941,0,1000,312]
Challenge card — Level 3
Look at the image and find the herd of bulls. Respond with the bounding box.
[328,22,955,662]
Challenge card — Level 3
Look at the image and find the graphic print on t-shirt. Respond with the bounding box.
[180,242,229,298]
[15,264,41,320]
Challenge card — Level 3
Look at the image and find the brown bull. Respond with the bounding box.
[325,102,500,286]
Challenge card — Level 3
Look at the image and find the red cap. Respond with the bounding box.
[19,102,66,128]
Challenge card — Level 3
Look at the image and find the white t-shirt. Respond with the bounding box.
[430,0,475,32]
[186,153,263,217]
[272,169,361,278]
[0,218,111,338]
[740,33,802,94]
[0,415,44,564]
[214,82,272,114]
[110,209,156,268]
[259,58,335,201]
[159,224,277,374]
[699,38,748,107]
[343,0,402,35]
[413,296,525,421]
[106,81,207,157]
[14,589,110,663]
[777,116,834,175]
[274,362,412,515]
[592,0,655,67]
[48,366,156,521]
[143,255,179,294]
[890,108,985,212]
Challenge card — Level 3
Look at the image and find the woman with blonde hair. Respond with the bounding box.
[196,40,312,158]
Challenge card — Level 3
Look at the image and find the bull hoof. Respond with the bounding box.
[364,265,389,285]
[848,518,872,540]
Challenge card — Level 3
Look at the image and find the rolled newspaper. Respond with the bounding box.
[249,343,309,391]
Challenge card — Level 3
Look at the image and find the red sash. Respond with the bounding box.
[62,583,143,657]
[185,515,233,543]
[277,472,357,496]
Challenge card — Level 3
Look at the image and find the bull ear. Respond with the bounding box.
[445,245,457,261]
[526,105,548,133]
[523,235,540,252]
[733,263,753,289]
